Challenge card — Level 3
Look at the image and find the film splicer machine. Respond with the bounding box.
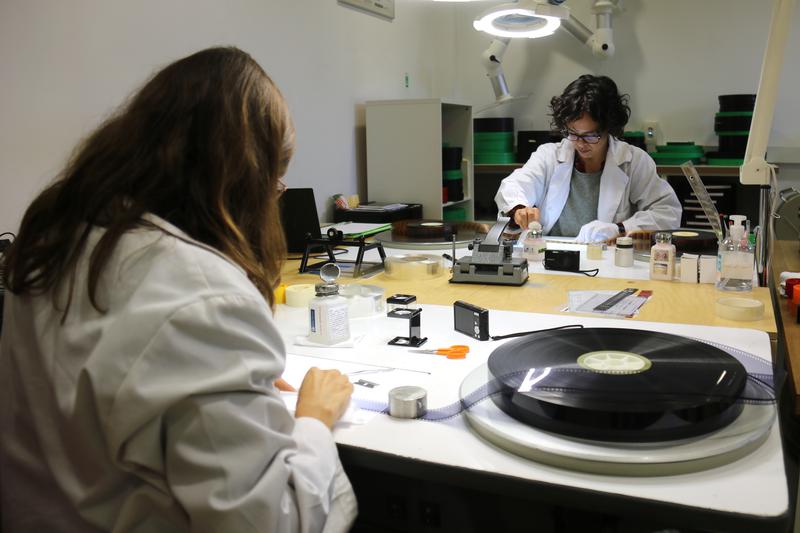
[450,217,528,286]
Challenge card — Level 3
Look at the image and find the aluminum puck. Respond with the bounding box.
[388,386,427,419]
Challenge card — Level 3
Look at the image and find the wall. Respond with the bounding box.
[3,0,799,234]
[452,0,800,188]
[0,0,456,232]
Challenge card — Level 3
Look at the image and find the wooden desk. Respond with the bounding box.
[282,262,777,339]
[770,239,800,413]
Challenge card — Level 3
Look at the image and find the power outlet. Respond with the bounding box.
[643,121,661,150]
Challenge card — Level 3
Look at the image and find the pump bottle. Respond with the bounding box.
[522,221,546,262]
[716,215,754,291]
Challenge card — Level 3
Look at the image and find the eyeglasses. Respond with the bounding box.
[563,130,604,144]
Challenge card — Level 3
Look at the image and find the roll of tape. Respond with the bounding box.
[715,297,765,321]
[339,284,386,317]
[388,386,427,419]
[384,254,445,280]
[285,284,316,308]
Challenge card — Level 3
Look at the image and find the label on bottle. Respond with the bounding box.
[310,308,317,333]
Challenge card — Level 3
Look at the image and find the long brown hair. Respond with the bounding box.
[3,46,293,310]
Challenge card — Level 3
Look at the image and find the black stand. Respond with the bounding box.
[387,308,427,347]
[299,233,386,278]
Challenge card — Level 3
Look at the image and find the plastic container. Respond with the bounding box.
[308,283,350,344]
[718,94,756,112]
[716,215,754,291]
[474,117,514,132]
[649,232,676,280]
[442,146,463,171]
[615,236,634,267]
[714,111,753,133]
[521,221,546,262]
[718,132,749,156]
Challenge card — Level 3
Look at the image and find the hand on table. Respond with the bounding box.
[295,367,354,429]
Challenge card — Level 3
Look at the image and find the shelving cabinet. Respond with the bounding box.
[366,99,473,220]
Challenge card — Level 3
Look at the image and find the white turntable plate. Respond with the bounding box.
[460,364,776,476]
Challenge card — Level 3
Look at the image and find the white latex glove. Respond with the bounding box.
[576,220,619,243]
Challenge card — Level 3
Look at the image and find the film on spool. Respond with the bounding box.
[487,328,748,442]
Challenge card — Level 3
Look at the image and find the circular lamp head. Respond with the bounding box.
[473,1,568,39]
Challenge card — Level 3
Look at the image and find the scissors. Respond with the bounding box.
[408,345,469,359]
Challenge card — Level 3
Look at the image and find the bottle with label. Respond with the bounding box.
[614,236,634,267]
[522,221,546,262]
[649,232,675,280]
[308,264,350,344]
[716,215,754,291]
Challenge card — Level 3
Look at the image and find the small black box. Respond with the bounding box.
[544,249,580,272]
[453,300,490,341]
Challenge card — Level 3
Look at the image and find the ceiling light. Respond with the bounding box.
[473,1,569,39]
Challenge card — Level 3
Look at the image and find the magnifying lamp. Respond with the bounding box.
[473,0,568,39]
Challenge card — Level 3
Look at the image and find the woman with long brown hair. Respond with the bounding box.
[0,47,356,532]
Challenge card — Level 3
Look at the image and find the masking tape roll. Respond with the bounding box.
[285,284,316,308]
[274,284,287,304]
[384,254,445,280]
[715,297,764,321]
[339,284,386,317]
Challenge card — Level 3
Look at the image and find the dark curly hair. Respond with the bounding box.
[549,75,630,138]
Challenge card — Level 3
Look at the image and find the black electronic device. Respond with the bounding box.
[544,249,580,272]
[279,188,322,253]
[453,300,490,341]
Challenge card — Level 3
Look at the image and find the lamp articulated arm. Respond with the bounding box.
[740,0,796,186]
[481,37,512,102]
[560,0,621,58]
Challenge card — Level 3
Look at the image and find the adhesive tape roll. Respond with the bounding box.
[285,284,316,308]
[715,297,764,321]
[384,254,445,280]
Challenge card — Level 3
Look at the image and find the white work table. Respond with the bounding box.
[275,303,789,532]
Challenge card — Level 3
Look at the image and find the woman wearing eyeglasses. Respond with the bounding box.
[495,75,681,243]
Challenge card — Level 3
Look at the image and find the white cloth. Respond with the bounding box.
[0,214,357,533]
[495,137,682,234]
[576,220,620,243]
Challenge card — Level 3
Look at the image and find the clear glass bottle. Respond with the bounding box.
[649,232,676,280]
[716,215,754,291]
[308,264,350,344]
[522,221,546,262]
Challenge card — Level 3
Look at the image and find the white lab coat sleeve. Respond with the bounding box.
[620,151,682,232]
[107,294,356,533]
[494,144,557,217]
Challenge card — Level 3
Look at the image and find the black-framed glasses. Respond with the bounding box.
[563,130,604,144]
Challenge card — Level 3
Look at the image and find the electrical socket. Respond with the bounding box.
[643,121,661,149]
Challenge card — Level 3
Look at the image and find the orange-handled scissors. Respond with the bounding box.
[408,345,469,359]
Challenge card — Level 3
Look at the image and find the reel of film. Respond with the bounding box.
[384,254,445,280]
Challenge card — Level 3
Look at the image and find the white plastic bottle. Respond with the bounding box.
[649,232,675,280]
[522,221,546,262]
[716,215,754,291]
[308,264,350,344]
[308,283,350,344]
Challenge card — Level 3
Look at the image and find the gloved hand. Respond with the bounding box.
[576,220,620,243]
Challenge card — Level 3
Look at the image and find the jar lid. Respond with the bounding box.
[655,232,672,243]
[315,282,339,296]
[616,236,633,246]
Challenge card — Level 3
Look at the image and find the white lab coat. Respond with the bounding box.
[0,215,357,533]
[495,136,681,234]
